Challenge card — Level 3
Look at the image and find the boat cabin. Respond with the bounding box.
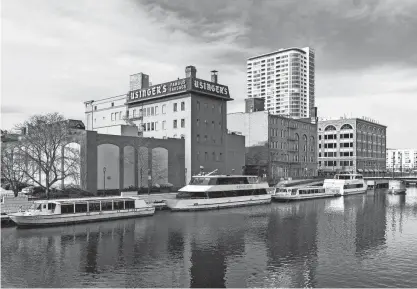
[28,197,140,215]
[189,175,261,186]
[334,173,363,180]
[178,175,268,199]
[276,187,325,196]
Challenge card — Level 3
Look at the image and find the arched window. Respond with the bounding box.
[324,125,336,131]
[295,133,299,141]
[303,134,308,151]
[341,124,353,130]
[310,136,315,152]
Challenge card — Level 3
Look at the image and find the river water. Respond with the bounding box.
[2,188,417,288]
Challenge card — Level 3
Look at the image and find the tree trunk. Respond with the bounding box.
[45,175,50,200]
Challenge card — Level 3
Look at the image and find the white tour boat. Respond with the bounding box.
[388,180,407,195]
[165,172,272,211]
[323,172,368,196]
[272,186,341,202]
[8,196,155,228]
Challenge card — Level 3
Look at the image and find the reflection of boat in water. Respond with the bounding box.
[388,180,407,195]
[324,196,345,214]
[8,196,155,228]
[323,172,367,196]
[272,186,340,202]
[166,173,271,211]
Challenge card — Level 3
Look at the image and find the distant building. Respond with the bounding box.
[228,99,318,182]
[386,149,417,172]
[84,66,245,183]
[247,47,316,119]
[317,117,387,175]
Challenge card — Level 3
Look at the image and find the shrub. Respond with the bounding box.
[121,185,139,192]
[159,183,173,189]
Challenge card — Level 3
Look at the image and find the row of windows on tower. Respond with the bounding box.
[196,151,223,162]
[132,102,186,118]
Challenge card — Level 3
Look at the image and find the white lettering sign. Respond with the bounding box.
[193,80,229,96]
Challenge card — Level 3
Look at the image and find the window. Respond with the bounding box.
[197,151,200,161]
[212,121,215,129]
[197,101,200,110]
[212,152,215,161]
[205,120,208,128]
[162,121,166,130]
[212,104,215,112]
[162,104,166,114]
[155,106,159,115]
[147,123,150,131]
[197,119,200,126]
[173,120,177,128]
[220,153,223,161]
[324,125,336,131]
[151,107,155,115]
[204,103,208,110]
[197,134,200,142]
[94,106,97,110]
[174,103,178,112]
[205,152,208,161]
[181,134,185,139]
[219,104,222,114]
[181,102,185,111]
[155,121,158,131]
[133,109,136,117]
[341,124,353,130]
[181,119,185,128]
[111,102,114,107]
[147,107,150,116]
[111,113,114,121]
[204,135,208,142]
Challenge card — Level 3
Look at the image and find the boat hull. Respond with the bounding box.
[272,193,340,202]
[166,195,271,212]
[342,188,367,196]
[9,207,155,228]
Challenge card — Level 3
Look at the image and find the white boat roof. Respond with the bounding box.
[192,175,258,178]
[34,196,141,204]
[280,186,325,190]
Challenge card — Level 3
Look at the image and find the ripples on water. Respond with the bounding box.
[2,188,417,288]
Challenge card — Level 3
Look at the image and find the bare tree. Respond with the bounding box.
[137,147,169,188]
[1,141,28,196]
[15,113,80,198]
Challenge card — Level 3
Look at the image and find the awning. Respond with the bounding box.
[357,169,364,172]
[364,169,370,173]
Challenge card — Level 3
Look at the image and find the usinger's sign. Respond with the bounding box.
[192,79,229,96]
[128,78,230,104]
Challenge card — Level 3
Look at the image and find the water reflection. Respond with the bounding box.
[2,190,417,288]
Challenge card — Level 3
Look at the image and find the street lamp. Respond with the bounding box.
[103,167,107,191]
[148,168,151,195]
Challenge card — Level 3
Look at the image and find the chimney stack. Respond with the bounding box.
[211,70,218,83]
[185,66,197,78]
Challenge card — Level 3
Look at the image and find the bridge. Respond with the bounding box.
[276,175,417,188]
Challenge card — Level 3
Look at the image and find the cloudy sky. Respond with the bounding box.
[2,0,417,148]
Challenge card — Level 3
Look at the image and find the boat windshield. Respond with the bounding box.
[189,177,215,186]
[30,203,42,210]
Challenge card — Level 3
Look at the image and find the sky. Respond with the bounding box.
[1,0,417,148]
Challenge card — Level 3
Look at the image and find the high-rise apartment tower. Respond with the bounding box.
[247,47,315,119]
